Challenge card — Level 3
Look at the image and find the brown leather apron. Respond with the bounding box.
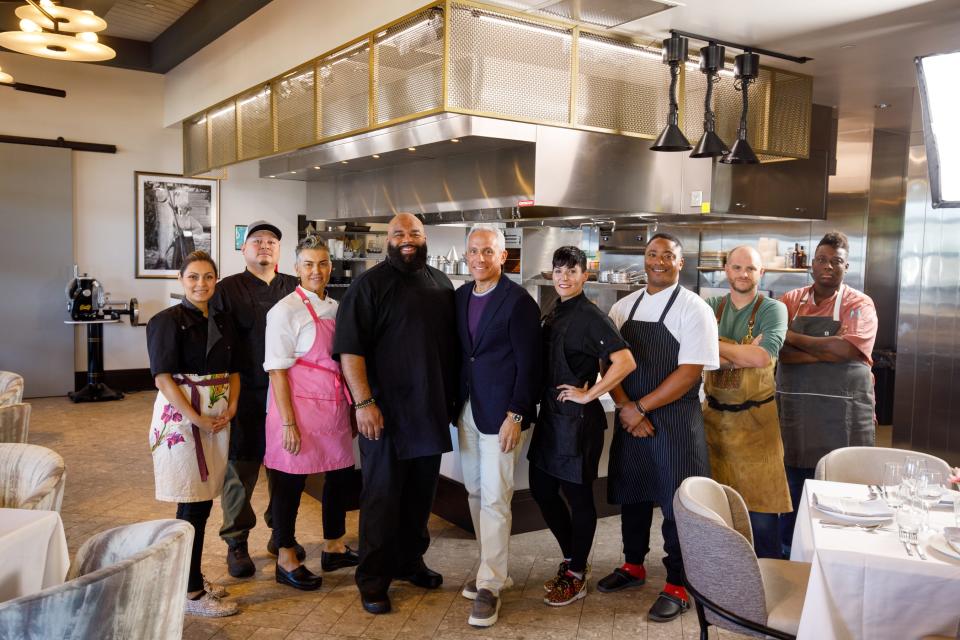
[703,295,792,514]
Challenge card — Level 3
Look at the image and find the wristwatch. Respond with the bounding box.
[510,412,523,424]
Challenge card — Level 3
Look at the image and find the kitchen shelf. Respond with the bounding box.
[526,277,645,292]
[333,256,384,262]
[697,267,808,273]
[311,230,384,237]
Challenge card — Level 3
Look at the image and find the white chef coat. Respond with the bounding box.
[263,287,339,371]
[608,283,720,370]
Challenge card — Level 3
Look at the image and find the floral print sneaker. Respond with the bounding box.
[202,576,228,599]
[543,571,587,607]
[185,592,238,617]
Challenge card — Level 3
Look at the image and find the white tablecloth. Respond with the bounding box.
[791,480,960,640]
[0,508,69,602]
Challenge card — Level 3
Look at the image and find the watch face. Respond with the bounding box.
[512,414,523,423]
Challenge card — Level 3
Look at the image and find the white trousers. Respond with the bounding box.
[458,398,525,595]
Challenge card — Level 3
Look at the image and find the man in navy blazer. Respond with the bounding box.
[454,224,541,628]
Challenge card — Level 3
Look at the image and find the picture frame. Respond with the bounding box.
[234,225,247,251]
[135,172,220,279]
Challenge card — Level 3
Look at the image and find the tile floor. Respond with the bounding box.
[30,392,752,640]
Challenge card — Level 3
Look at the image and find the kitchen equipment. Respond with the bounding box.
[427,255,441,269]
[442,257,456,274]
[456,257,470,275]
[66,265,139,325]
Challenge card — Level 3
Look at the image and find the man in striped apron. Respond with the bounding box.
[602,233,719,623]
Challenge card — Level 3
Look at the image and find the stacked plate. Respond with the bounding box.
[700,251,727,268]
[812,494,894,525]
[928,527,960,561]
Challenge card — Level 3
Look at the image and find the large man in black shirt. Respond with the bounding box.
[215,220,299,577]
[334,212,459,614]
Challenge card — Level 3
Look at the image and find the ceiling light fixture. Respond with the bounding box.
[372,154,381,159]
[720,52,760,164]
[0,0,114,62]
[916,49,960,207]
[690,43,729,158]
[407,147,416,151]
[651,34,692,152]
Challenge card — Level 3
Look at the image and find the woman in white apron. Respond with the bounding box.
[263,237,356,591]
[146,251,240,618]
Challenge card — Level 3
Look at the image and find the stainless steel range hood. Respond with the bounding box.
[262,106,835,222]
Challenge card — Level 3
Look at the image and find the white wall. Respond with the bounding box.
[0,52,304,374]
[163,0,427,126]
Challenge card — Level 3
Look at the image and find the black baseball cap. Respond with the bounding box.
[243,220,282,242]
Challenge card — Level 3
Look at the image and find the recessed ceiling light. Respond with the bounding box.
[290,171,297,174]
[340,160,348,164]
[875,103,890,109]
[268,175,276,178]
[313,166,320,169]
[840,44,856,50]
[451,138,460,143]
[372,154,381,159]
[407,147,416,151]
[144,2,156,8]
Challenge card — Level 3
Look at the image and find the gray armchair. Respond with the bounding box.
[0,443,65,511]
[0,403,31,443]
[815,446,952,484]
[674,476,811,640]
[0,519,194,640]
[0,371,23,406]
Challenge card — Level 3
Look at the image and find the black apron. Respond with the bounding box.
[776,284,875,468]
[528,297,607,485]
[607,286,710,520]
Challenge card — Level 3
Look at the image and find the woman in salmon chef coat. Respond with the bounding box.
[263,236,357,591]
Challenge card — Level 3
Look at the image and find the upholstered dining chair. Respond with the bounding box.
[0,371,24,406]
[815,446,952,485]
[0,443,65,511]
[0,403,31,443]
[674,476,811,640]
[0,519,194,640]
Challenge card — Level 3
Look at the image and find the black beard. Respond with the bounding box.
[387,243,428,272]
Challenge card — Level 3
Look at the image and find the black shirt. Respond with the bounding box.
[146,300,238,376]
[542,293,629,383]
[215,270,299,389]
[333,260,458,460]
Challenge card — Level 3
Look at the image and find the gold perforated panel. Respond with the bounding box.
[375,8,444,123]
[319,41,371,138]
[237,86,272,160]
[208,100,238,169]
[448,4,572,124]
[275,65,317,150]
[183,114,208,176]
[766,70,812,158]
[576,33,669,137]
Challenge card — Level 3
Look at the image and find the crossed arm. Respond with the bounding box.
[780,328,860,364]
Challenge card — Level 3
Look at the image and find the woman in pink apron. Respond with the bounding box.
[146,250,240,617]
[264,237,356,591]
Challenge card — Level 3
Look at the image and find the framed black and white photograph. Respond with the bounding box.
[135,172,219,278]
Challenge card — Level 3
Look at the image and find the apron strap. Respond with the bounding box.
[745,295,765,340]
[627,290,645,322]
[292,288,352,404]
[794,285,844,322]
[658,285,682,323]
[714,296,727,324]
[295,286,322,323]
[171,374,230,482]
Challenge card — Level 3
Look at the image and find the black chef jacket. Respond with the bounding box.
[333,260,458,460]
[214,270,299,388]
[542,293,629,382]
[146,299,238,376]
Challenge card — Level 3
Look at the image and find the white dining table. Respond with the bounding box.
[791,479,960,640]
[0,508,69,603]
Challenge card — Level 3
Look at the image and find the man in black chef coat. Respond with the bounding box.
[334,212,459,615]
[216,220,299,577]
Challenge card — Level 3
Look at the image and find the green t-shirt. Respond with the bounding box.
[705,294,788,360]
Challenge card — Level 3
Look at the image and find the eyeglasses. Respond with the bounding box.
[813,256,845,268]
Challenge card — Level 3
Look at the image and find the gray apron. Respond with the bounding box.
[776,285,875,468]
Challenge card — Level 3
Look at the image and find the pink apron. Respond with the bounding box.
[264,288,355,474]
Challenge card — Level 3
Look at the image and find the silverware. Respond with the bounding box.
[820,522,890,532]
[899,529,915,556]
[908,531,927,560]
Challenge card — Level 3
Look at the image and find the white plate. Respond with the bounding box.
[814,506,893,525]
[938,488,960,506]
[927,534,960,561]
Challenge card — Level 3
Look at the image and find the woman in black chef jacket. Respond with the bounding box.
[146,251,240,618]
[529,246,636,607]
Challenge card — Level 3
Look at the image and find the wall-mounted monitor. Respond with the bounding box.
[916,50,960,208]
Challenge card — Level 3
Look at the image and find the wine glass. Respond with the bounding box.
[903,457,927,490]
[882,463,903,508]
[918,471,944,531]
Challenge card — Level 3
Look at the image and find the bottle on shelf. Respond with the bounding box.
[798,245,807,268]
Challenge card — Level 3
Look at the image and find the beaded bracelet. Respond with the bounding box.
[354,397,376,410]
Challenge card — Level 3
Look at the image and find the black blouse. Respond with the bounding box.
[542,293,629,383]
[146,300,238,376]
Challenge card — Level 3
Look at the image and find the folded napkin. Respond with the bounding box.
[939,488,960,505]
[813,494,894,517]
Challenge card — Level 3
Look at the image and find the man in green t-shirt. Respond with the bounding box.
[703,245,792,559]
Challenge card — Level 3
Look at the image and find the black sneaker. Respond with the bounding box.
[266,538,306,562]
[226,541,256,578]
[321,546,360,572]
[597,567,646,593]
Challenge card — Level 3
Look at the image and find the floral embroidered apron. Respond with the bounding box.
[264,288,354,475]
[149,373,231,502]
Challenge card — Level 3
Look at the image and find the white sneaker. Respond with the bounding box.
[185,592,238,617]
[461,576,513,600]
[202,577,228,599]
